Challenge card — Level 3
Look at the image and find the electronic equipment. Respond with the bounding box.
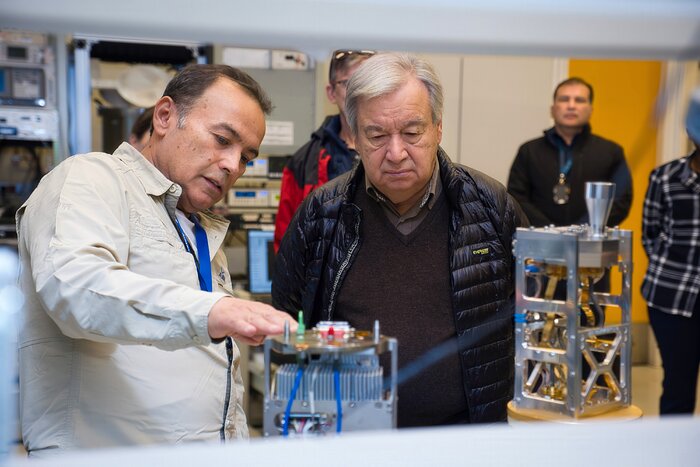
[0,66,46,107]
[0,31,56,108]
[242,158,269,177]
[246,229,274,295]
[267,155,288,179]
[512,182,632,418]
[228,188,271,208]
[0,107,58,141]
[0,30,58,235]
[263,320,397,437]
[268,188,280,207]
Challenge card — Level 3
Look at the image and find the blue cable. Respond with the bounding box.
[282,367,304,437]
[334,367,342,433]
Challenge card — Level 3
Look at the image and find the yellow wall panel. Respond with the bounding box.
[568,59,662,323]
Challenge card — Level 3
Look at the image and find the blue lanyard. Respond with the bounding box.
[175,215,212,292]
[556,141,573,178]
[559,148,573,177]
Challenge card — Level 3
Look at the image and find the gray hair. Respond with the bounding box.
[345,53,443,135]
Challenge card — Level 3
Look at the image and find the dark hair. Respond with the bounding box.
[329,50,376,84]
[130,106,154,139]
[162,64,273,125]
[553,77,594,104]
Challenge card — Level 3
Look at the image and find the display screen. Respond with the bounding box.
[7,46,28,60]
[0,69,6,96]
[247,229,274,294]
[0,66,45,105]
[12,68,43,100]
[267,155,288,179]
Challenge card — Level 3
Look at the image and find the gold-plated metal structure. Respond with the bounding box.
[512,223,632,418]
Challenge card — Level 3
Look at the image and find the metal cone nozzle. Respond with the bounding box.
[585,182,615,238]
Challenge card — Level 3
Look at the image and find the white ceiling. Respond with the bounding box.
[1,0,699,60]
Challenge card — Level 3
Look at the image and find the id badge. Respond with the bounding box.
[553,175,570,205]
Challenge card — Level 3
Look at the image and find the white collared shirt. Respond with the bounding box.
[16,143,247,456]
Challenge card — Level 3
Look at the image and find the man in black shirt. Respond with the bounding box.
[507,77,632,228]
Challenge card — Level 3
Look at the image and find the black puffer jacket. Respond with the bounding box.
[272,149,528,423]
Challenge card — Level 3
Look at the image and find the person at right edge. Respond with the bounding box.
[641,88,700,416]
[273,49,375,251]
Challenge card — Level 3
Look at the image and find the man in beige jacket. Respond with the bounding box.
[16,64,296,457]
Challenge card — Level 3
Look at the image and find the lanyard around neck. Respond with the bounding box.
[174,214,212,292]
[556,141,573,178]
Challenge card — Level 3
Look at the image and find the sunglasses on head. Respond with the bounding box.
[329,49,376,83]
[332,49,376,62]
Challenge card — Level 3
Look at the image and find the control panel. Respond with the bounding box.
[0,30,56,109]
[0,107,58,142]
[228,188,280,208]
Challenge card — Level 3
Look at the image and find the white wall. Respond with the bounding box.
[459,55,566,185]
[417,53,462,161]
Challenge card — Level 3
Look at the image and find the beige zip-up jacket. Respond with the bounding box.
[16,143,248,457]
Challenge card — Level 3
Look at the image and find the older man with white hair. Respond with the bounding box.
[273,52,527,427]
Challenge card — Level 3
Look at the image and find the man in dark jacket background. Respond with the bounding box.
[273,53,527,427]
[507,77,632,296]
[273,49,375,251]
[507,77,632,228]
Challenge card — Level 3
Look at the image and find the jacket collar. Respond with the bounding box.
[114,142,176,198]
[680,150,700,192]
[315,114,348,149]
[113,142,229,237]
[344,146,455,204]
[544,124,591,148]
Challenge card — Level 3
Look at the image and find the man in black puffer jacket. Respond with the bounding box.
[273,53,528,427]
